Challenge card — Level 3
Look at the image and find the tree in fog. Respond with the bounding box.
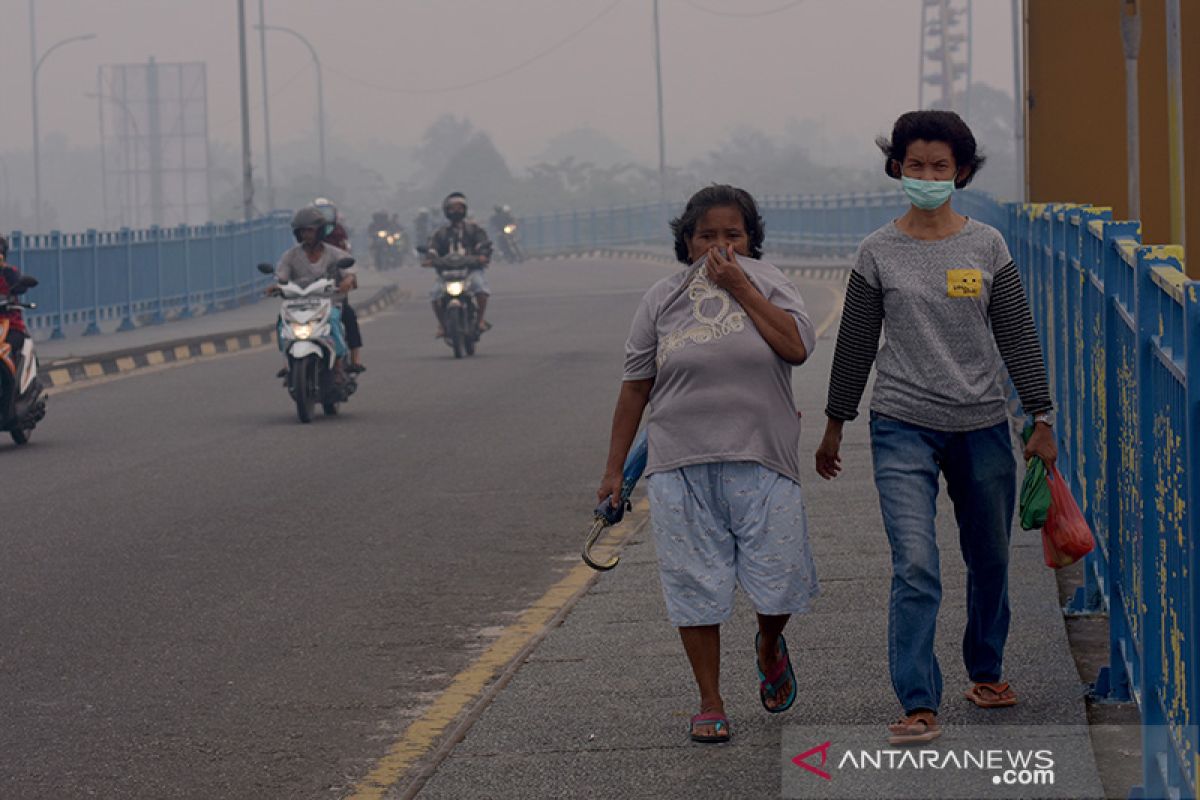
[413,115,478,187]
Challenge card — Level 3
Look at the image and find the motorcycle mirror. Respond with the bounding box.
[14,275,39,291]
[256,263,274,275]
[335,257,356,270]
[416,245,429,255]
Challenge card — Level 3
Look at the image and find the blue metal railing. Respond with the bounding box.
[9,212,294,339]
[516,191,914,258]
[1008,200,1196,800]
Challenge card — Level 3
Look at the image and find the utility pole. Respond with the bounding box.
[1011,0,1026,202]
[652,0,666,205]
[258,0,275,210]
[29,0,38,231]
[1165,0,1185,248]
[237,0,254,221]
[1120,0,1141,219]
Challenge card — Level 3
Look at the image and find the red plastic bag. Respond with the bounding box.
[1042,465,1096,569]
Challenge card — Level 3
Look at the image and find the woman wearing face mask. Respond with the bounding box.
[815,110,1056,745]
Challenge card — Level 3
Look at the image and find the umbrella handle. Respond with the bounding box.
[582,517,619,571]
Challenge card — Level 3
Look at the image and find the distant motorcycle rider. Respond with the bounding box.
[422,192,493,337]
[269,205,357,378]
[0,236,29,356]
[413,207,432,252]
[312,197,365,373]
[489,204,516,235]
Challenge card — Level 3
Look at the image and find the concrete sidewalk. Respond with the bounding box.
[412,339,1104,798]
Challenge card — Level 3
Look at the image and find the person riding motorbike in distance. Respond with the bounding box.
[422,192,492,337]
[267,205,357,378]
[312,197,365,373]
[0,236,30,357]
[413,207,432,253]
[490,204,516,235]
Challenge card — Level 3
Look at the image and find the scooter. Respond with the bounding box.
[0,275,47,445]
[258,261,357,423]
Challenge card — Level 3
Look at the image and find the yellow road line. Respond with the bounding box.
[349,501,649,799]
[815,282,846,339]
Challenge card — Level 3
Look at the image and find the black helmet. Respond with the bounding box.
[291,205,327,242]
[442,192,468,220]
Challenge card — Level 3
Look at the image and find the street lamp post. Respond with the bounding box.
[652,0,666,206]
[29,0,96,233]
[257,23,325,193]
[258,0,275,210]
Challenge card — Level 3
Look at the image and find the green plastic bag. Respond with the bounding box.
[1019,424,1051,530]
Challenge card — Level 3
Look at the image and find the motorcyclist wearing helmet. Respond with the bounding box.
[413,207,432,252]
[312,197,365,373]
[0,236,29,357]
[313,197,352,251]
[268,205,356,377]
[422,192,493,337]
[489,204,516,235]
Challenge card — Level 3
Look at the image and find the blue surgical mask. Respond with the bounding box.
[901,176,956,210]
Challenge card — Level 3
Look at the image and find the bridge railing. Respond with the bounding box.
[10,212,294,339]
[1009,199,1196,800]
[516,191,914,258]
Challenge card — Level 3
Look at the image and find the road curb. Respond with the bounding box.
[41,285,408,389]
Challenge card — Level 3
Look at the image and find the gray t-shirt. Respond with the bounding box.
[275,244,356,299]
[858,218,1014,430]
[623,255,816,485]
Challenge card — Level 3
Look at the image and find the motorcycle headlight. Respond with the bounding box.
[386,236,395,245]
[291,323,313,340]
[376,230,387,238]
[503,224,517,234]
[446,281,465,297]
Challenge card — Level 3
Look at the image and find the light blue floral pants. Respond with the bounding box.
[647,461,819,627]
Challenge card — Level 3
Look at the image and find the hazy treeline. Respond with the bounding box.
[3,83,1016,236]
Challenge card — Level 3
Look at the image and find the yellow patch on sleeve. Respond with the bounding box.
[946,269,983,298]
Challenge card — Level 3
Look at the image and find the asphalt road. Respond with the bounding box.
[0,255,839,799]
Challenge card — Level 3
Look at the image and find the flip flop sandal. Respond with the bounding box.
[964,681,1018,708]
[689,713,731,744]
[755,632,798,714]
[887,714,942,746]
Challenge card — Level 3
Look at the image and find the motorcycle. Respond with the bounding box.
[257,261,357,423]
[0,275,47,445]
[497,222,524,263]
[432,253,484,359]
[370,227,408,269]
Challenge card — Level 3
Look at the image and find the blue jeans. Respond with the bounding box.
[869,413,1016,715]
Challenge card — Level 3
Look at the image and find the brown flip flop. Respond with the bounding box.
[887,712,941,746]
[965,681,1018,708]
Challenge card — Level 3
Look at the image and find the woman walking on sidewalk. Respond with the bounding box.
[598,185,819,744]
[815,110,1057,745]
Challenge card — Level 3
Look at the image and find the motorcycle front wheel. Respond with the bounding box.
[445,309,465,359]
[10,426,31,445]
[291,358,317,423]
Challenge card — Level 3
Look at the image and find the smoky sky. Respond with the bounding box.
[7,0,1017,168]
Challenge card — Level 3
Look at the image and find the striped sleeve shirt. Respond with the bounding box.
[825,218,1052,432]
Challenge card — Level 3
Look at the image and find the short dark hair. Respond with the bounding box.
[670,184,765,264]
[876,110,986,188]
